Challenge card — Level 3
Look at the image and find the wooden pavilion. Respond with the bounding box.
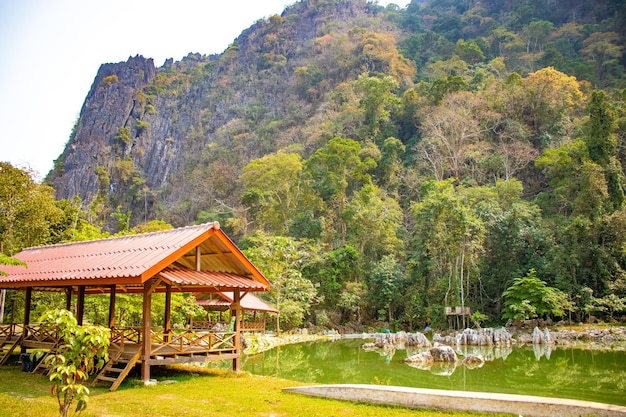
[0,222,270,390]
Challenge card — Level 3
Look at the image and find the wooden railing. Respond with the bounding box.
[190,320,265,332]
[189,320,227,330]
[5,324,238,360]
[0,324,23,340]
[22,324,61,345]
[149,328,236,357]
[242,322,265,332]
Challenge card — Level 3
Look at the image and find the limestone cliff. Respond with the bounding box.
[49,0,383,227]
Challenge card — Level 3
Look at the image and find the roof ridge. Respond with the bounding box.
[23,222,220,251]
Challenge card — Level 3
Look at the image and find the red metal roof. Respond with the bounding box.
[158,267,268,291]
[0,222,270,291]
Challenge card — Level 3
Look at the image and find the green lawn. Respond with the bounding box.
[0,364,513,417]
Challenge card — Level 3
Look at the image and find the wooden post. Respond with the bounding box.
[196,246,202,271]
[141,280,153,384]
[108,285,117,329]
[21,288,32,354]
[232,288,241,372]
[164,284,171,342]
[76,286,85,325]
[65,287,72,311]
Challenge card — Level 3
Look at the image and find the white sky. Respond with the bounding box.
[0,0,410,180]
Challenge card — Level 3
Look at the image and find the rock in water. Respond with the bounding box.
[430,345,458,362]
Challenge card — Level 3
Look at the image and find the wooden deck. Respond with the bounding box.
[1,323,241,390]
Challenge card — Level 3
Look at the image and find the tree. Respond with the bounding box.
[368,255,405,325]
[416,91,490,179]
[502,269,570,322]
[305,137,376,246]
[581,32,623,84]
[312,245,359,308]
[584,90,624,210]
[355,74,400,141]
[0,163,63,254]
[521,67,584,145]
[522,20,554,53]
[593,294,626,322]
[455,39,485,64]
[241,152,315,235]
[411,180,485,327]
[345,183,403,269]
[242,233,318,333]
[35,309,110,417]
[0,254,26,323]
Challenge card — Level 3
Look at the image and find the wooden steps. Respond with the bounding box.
[92,348,142,391]
[31,347,58,374]
[0,334,22,366]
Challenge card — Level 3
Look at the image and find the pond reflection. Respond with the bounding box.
[237,338,626,406]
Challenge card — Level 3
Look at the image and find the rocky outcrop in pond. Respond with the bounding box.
[362,331,431,351]
[432,327,512,346]
[404,345,486,375]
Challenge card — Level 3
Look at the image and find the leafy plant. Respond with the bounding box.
[502,269,571,322]
[34,309,110,417]
[0,253,26,276]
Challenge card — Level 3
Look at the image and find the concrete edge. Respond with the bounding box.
[283,384,626,417]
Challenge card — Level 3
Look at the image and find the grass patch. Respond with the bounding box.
[0,364,513,417]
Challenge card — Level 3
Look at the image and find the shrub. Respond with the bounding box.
[34,309,110,417]
[100,74,119,87]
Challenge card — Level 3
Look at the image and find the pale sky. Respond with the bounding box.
[0,0,410,181]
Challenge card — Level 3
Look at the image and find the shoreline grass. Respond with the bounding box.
[0,364,513,417]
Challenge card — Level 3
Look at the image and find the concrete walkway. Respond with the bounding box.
[283,384,626,417]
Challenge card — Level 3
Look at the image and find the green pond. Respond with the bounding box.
[236,338,626,406]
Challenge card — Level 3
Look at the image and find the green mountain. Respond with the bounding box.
[44,0,626,328]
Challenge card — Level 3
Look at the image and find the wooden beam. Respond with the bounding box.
[65,287,72,311]
[76,286,85,325]
[108,285,117,328]
[196,246,202,271]
[145,354,238,365]
[23,288,32,326]
[164,284,171,342]
[141,279,153,383]
[140,229,216,282]
[0,276,145,289]
[145,277,162,296]
[232,288,241,372]
[22,288,32,354]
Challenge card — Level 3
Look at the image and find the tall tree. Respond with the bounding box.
[416,91,490,180]
[241,152,317,235]
[0,163,63,254]
[584,90,624,210]
[411,179,485,327]
[242,233,318,334]
[305,137,376,246]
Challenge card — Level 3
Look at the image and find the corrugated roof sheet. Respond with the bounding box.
[0,222,270,291]
[158,267,268,291]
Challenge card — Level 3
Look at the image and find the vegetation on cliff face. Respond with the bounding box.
[3,0,626,330]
